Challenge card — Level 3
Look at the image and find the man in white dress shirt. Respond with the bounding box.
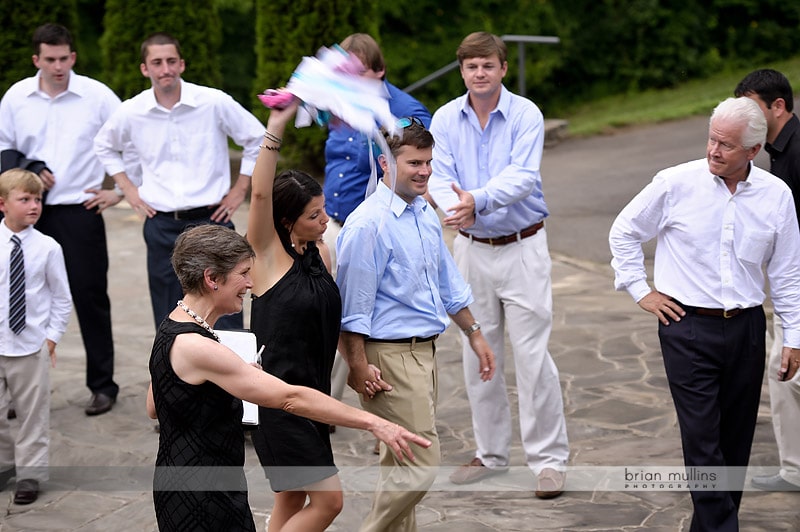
[94,32,264,330]
[609,97,800,531]
[0,23,121,416]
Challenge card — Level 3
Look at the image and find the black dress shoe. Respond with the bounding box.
[85,393,116,416]
[13,478,39,504]
[751,474,800,491]
[0,466,15,490]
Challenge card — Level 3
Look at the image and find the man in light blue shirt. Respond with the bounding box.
[427,32,569,498]
[337,119,495,532]
[323,33,431,410]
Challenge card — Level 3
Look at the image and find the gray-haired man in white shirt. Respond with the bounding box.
[609,97,800,532]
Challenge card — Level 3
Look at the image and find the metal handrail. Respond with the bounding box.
[404,34,560,97]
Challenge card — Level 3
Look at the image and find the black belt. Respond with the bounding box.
[682,304,760,319]
[366,334,438,344]
[155,205,218,221]
[45,204,100,213]
[459,221,544,246]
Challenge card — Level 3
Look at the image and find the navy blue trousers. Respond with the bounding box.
[659,307,765,532]
[37,205,119,398]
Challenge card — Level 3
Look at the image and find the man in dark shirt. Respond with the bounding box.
[735,69,800,491]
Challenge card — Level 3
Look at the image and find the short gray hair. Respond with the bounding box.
[171,225,255,295]
[710,97,767,149]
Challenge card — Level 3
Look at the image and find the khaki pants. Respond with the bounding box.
[359,339,440,532]
[768,316,800,485]
[0,344,50,481]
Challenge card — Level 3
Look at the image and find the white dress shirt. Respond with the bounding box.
[93,79,264,211]
[0,71,121,205]
[609,158,800,347]
[0,221,72,357]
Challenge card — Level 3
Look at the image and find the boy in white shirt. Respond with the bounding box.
[0,169,71,504]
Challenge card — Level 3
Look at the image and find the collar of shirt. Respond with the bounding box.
[376,180,429,218]
[25,70,87,100]
[458,84,511,123]
[143,78,199,112]
[0,220,32,244]
[766,113,800,156]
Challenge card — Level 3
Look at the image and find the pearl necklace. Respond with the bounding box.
[176,300,220,342]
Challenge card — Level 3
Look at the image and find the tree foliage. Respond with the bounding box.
[0,0,78,94]
[218,0,257,108]
[100,0,222,100]
[253,0,379,174]
[4,0,800,168]
[377,0,563,114]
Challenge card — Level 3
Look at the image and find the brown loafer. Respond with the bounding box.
[14,478,39,505]
[449,457,507,485]
[85,393,115,416]
[535,468,565,499]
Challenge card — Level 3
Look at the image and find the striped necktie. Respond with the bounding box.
[9,235,25,335]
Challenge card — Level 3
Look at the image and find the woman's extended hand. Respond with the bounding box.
[369,419,432,463]
[265,92,300,130]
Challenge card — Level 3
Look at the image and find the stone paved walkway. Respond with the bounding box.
[2,116,799,530]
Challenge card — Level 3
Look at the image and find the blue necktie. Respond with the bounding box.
[9,235,25,335]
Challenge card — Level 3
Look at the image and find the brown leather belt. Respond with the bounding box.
[685,306,758,319]
[459,221,544,246]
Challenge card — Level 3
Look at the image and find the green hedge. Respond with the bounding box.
[5,0,800,169]
[254,0,379,175]
[101,0,222,100]
[0,2,78,94]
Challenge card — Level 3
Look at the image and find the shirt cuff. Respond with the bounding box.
[628,281,652,303]
[239,159,256,177]
[783,330,800,349]
[472,189,488,214]
[340,315,371,337]
[46,329,65,345]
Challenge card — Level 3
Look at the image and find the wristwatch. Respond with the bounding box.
[462,322,481,336]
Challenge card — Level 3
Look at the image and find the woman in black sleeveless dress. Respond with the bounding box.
[146,223,429,531]
[150,320,254,531]
[250,241,341,492]
[247,97,345,531]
